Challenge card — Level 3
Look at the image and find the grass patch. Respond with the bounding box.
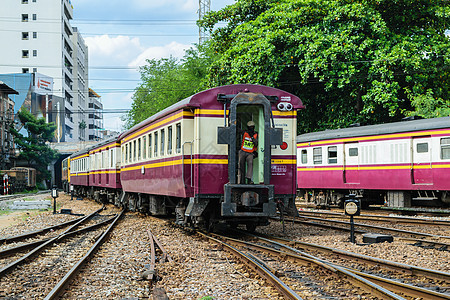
[0,209,12,216]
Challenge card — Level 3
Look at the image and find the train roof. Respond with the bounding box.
[70,135,120,158]
[297,116,450,143]
[120,84,304,141]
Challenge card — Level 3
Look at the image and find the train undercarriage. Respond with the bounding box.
[298,189,450,208]
[71,185,295,231]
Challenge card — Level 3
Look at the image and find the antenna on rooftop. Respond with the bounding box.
[199,0,211,44]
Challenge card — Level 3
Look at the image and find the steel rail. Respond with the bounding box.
[44,210,124,300]
[249,233,450,300]
[294,215,450,240]
[0,216,85,244]
[197,231,303,300]
[398,237,450,250]
[0,207,104,278]
[271,216,368,234]
[297,210,450,226]
[260,233,450,283]
[213,233,405,300]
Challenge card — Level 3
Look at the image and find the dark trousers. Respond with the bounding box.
[239,150,254,183]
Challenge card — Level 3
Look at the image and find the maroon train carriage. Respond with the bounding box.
[297,117,450,208]
[119,84,304,230]
[70,136,122,201]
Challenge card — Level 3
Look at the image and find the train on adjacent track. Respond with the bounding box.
[297,117,450,208]
[65,84,304,230]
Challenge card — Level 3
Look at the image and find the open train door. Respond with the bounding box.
[412,136,433,184]
[217,92,283,219]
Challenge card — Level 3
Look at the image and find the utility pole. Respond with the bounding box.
[198,0,211,44]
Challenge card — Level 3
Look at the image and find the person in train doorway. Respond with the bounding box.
[239,120,258,184]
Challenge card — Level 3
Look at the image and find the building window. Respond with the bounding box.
[22,68,29,73]
[176,123,181,153]
[32,14,37,20]
[22,0,29,3]
[328,146,337,164]
[167,126,172,155]
[33,32,37,38]
[33,68,37,72]
[22,14,29,22]
[313,147,322,164]
[33,0,36,2]
[349,148,358,157]
[417,143,428,153]
[22,32,29,40]
[441,138,450,159]
[22,50,29,58]
[301,149,307,164]
[33,50,37,57]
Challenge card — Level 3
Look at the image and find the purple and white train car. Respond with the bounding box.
[297,117,450,207]
[69,136,122,200]
[119,84,304,230]
[87,137,122,201]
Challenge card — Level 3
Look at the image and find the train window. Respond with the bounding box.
[122,146,124,163]
[125,144,128,163]
[417,143,428,153]
[313,147,322,164]
[328,146,337,164]
[148,134,152,158]
[161,129,165,156]
[133,140,137,162]
[441,138,450,159]
[110,149,114,168]
[154,132,158,157]
[301,149,307,164]
[176,123,181,153]
[168,126,172,155]
[349,148,358,156]
[143,136,147,159]
[138,138,141,161]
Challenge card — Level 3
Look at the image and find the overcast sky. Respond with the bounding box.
[71,0,234,131]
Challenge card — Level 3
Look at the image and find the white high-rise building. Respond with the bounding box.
[71,27,89,141]
[0,0,76,141]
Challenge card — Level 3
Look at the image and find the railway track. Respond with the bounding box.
[297,210,450,226]
[207,229,450,299]
[284,215,450,241]
[0,208,123,299]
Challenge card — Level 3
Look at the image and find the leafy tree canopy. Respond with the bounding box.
[200,0,450,133]
[124,43,218,128]
[11,110,58,183]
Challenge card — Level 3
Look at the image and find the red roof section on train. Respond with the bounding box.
[119,84,304,141]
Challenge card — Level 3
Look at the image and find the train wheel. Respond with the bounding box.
[246,223,256,232]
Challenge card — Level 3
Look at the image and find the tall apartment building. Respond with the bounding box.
[88,88,103,141]
[71,27,89,141]
[0,0,76,141]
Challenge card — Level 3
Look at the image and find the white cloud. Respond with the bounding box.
[129,41,191,67]
[85,35,143,66]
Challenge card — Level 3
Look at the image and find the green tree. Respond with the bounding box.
[200,0,450,133]
[124,43,218,128]
[11,109,59,184]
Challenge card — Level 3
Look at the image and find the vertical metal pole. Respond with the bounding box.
[53,197,56,214]
[350,216,355,243]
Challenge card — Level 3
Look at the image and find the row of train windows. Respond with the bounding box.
[122,123,182,164]
[91,148,116,169]
[301,138,450,164]
[72,157,88,173]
